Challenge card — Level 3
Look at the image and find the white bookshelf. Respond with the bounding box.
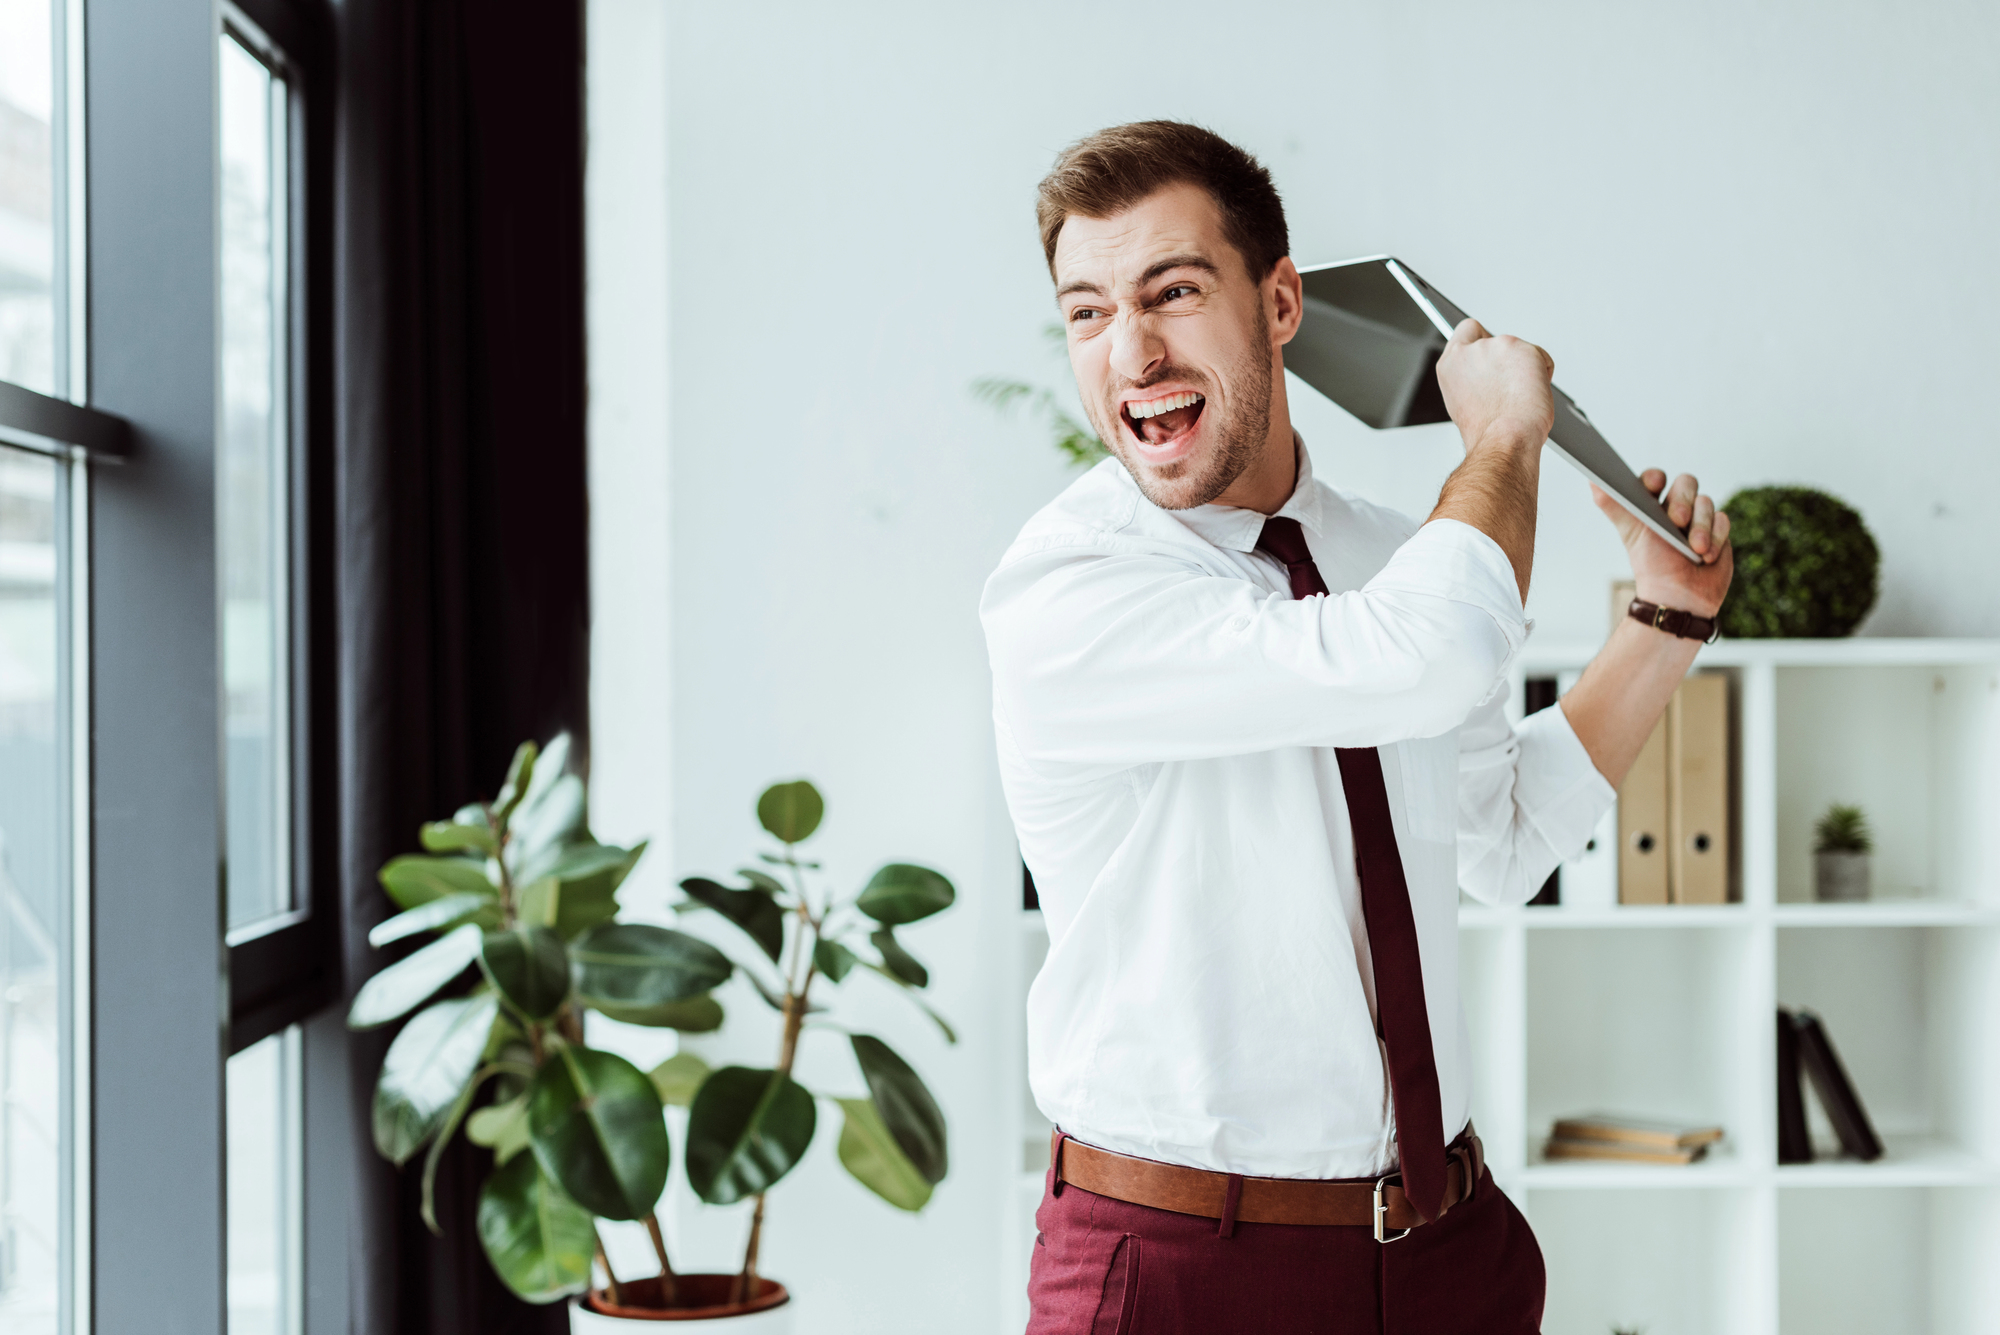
[1001,639,2000,1335]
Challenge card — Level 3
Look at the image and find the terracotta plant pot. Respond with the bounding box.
[570,1276,792,1332]
[1814,850,1870,902]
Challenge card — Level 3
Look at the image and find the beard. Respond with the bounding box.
[1096,305,1274,512]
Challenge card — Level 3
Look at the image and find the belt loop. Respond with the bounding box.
[1216,1173,1244,1239]
[1050,1130,1070,1197]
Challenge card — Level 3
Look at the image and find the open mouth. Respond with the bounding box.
[1121,390,1206,452]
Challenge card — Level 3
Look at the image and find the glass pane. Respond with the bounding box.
[219,34,291,935]
[0,444,64,1334]
[226,1028,300,1335]
[0,0,58,394]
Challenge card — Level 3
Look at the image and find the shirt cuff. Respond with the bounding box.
[1516,701,1619,861]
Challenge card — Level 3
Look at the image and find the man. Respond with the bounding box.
[980,122,1732,1333]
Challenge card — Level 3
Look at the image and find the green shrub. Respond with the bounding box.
[1814,804,1873,854]
[1716,486,1879,638]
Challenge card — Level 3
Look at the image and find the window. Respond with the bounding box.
[0,4,85,1332]
[226,1028,302,1335]
[220,24,295,939]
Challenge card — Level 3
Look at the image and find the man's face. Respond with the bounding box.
[1053,182,1294,510]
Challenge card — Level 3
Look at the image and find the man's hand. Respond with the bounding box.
[1435,318,1555,454]
[1591,470,1734,619]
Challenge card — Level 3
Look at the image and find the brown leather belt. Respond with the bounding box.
[1051,1126,1485,1242]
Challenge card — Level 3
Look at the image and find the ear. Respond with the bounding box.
[1266,256,1303,347]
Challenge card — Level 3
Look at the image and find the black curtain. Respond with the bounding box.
[332,1,588,1330]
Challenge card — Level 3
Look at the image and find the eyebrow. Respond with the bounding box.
[1054,253,1223,301]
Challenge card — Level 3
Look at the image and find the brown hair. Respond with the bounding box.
[1035,121,1289,280]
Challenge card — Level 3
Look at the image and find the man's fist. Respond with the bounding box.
[1435,318,1556,454]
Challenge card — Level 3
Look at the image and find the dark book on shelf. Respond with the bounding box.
[1794,1009,1883,1162]
[1524,677,1561,905]
[1776,1009,1813,1164]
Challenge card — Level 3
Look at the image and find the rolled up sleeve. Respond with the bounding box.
[981,518,1528,769]
[1456,694,1617,905]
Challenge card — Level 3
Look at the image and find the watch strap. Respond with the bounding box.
[1628,597,1720,644]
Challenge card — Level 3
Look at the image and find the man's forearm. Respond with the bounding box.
[1559,616,1705,788]
[1428,436,1541,603]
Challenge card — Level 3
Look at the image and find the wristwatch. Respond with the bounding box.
[1628,597,1720,644]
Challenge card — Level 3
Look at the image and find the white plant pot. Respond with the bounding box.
[1814,850,1871,902]
[568,1277,793,1333]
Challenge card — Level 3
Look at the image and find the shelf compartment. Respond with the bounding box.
[1526,928,1759,1162]
[1773,663,2000,907]
[1775,926,2000,1166]
[1529,1187,1766,1335]
[1778,1187,2000,1335]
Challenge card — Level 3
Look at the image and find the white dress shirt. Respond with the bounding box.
[980,443,1615,1180]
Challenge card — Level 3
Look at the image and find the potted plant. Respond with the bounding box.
[1813,803,1872,901]
[350,736,956,1329]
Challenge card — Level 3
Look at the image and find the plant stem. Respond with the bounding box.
[642,1212,678,1307]
[733,1193,766,1307]
[592,1229,624,1307]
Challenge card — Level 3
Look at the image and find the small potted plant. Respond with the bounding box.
[1813,803,1872,901]
[350,736,955,1330]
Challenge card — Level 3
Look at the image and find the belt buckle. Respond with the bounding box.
[1373,1173,1411,1244]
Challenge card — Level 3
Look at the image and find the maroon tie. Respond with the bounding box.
[1255,516,1448,1222]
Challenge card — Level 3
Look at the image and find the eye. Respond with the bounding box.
[1068,306,1103,323]
[1159,284,1198,302]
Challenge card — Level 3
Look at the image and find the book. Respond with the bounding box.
[1794,1009,1883,1161]
[1668,673,1730,904]
[1543,1137,1708,1165]
[1777,1009,1813,1164]
[1549,1114,1724,1152]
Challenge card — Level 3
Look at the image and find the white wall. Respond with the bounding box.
[585,2,2000,1329]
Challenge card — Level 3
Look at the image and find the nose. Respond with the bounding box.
[1107,308,1164,385]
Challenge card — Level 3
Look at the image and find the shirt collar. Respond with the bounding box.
[1170,433,1323,553]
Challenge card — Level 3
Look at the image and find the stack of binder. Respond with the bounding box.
[1544,1114,1725,1165]
[1618,671,1731,905]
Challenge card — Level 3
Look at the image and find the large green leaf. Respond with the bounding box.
[851,1034,947,1185]
[479,926,571,1020]
[648,1052,713,1107]
[646,994,724,1032]
[855,863,955,926]
[348,924,483,1029]
[379,855,495,911]
[493,740,539,821]
[526,1046,670,1221]
[420,819,498,858]
[509,761,589,883]
[836,1098,933,1211]
[870,928,927,988]
[368,892,494,948]
[685,1067,817,1205]
[679,876,785,962]
[756,780,824,844]
[571,923,733,1024]
[477,1152,595,1304]
[370,993,499,1164]
[467,1093,531,1164]
[814,938,858,984]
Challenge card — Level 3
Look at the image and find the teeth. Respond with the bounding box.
[1127,391,1203,420]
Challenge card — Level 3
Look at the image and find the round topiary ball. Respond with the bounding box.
[1716,486,1879,638]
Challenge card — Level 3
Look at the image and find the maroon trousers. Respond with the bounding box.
[1025,1163,1545,1334]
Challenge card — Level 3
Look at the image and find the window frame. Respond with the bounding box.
[220,0,339,1057]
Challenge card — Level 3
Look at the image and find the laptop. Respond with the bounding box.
[1288,255,1701,563]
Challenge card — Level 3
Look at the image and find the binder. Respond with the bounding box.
[1794,1010,1883,1161]
[1617,713,1670,905]
[1776,1009,1813,1164]
[1668,673,1730,905]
